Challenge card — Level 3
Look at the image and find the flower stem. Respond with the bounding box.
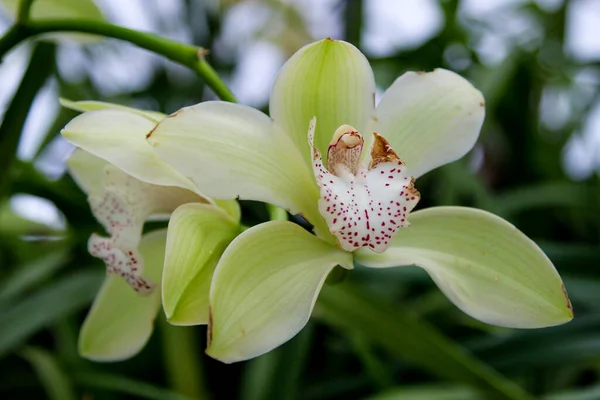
[0,19,236,102]
[159,318,208,400]
[0,41,55,199]
[17,0,36,23]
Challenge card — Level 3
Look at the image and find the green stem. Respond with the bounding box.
[17,0,36,23]
[160,318,208,400]
[0,19,236,103]
[0,41,55,199]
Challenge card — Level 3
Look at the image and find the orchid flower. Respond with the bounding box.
[92,39,570,364]
[61,101,241,361]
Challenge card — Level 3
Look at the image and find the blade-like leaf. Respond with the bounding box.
[316,282,535,400]
[73,371,195,400]
[0,248,70,304]
[20,346,77,400]
[0,270,102,358]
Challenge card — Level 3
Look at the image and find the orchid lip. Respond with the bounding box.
[309,118,420,253]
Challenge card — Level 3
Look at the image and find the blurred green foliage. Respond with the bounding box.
[1,0,600,399]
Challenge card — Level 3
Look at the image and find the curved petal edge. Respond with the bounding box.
[356,206,573,329]
[206,221,353,363]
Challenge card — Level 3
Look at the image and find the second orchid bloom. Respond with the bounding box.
[64,39,573,364]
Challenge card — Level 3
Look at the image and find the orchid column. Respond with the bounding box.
[147,39,573,363]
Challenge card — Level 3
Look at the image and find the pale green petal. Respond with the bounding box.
[0,0,103,21]
[356,207,573,328]
[78,229,167,361]
[207,221,353,363]
[66,148,108,194]
[61,109,200,194]
[148,101,329,238]
[60,98,165,122]
[374,69,485,178]
[269,39,376,164]
[213,199,242,223]
[162,203,240,325]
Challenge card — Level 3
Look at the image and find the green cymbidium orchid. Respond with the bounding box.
[145,39,574,363]
[68,38,572,364]
[61,101,241,361]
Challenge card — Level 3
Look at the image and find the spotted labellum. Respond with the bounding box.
[311,121,419,252]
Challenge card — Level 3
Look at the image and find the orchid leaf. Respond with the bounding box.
[316,282,535,400]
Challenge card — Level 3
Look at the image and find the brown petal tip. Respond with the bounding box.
[370,132,401,168]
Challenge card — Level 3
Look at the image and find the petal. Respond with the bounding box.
[355,207,573,328]
[310,120,420,252]
[88,165,203,294]
[148,101,329,237]
[374,69,485,178]
[78,229,167,362]
[66,148,109,194]
[162,203,240,325]
[269,39,376,164]
[61,109,199,193]
[206,220,353,363]
[60,98,165,122]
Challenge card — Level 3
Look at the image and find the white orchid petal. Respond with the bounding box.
[88,165,202,294]
[148,101,329,237]
[66,148,109,195]
[60,98,165,122]
[375,69,485,178]
[207,221,353,363]
[78,229,167,362]
[61,109,199,193]
[270,39,376,162]
[356,207,573,328]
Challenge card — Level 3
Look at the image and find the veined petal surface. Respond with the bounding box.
[270,39,376,163]
[162,203,240,326]
[355,207,573,328]
[61,109,199,194]
[148,101,328,236]
[78,229,167,362]
[374,69,485,178]
[207,221,353,363]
